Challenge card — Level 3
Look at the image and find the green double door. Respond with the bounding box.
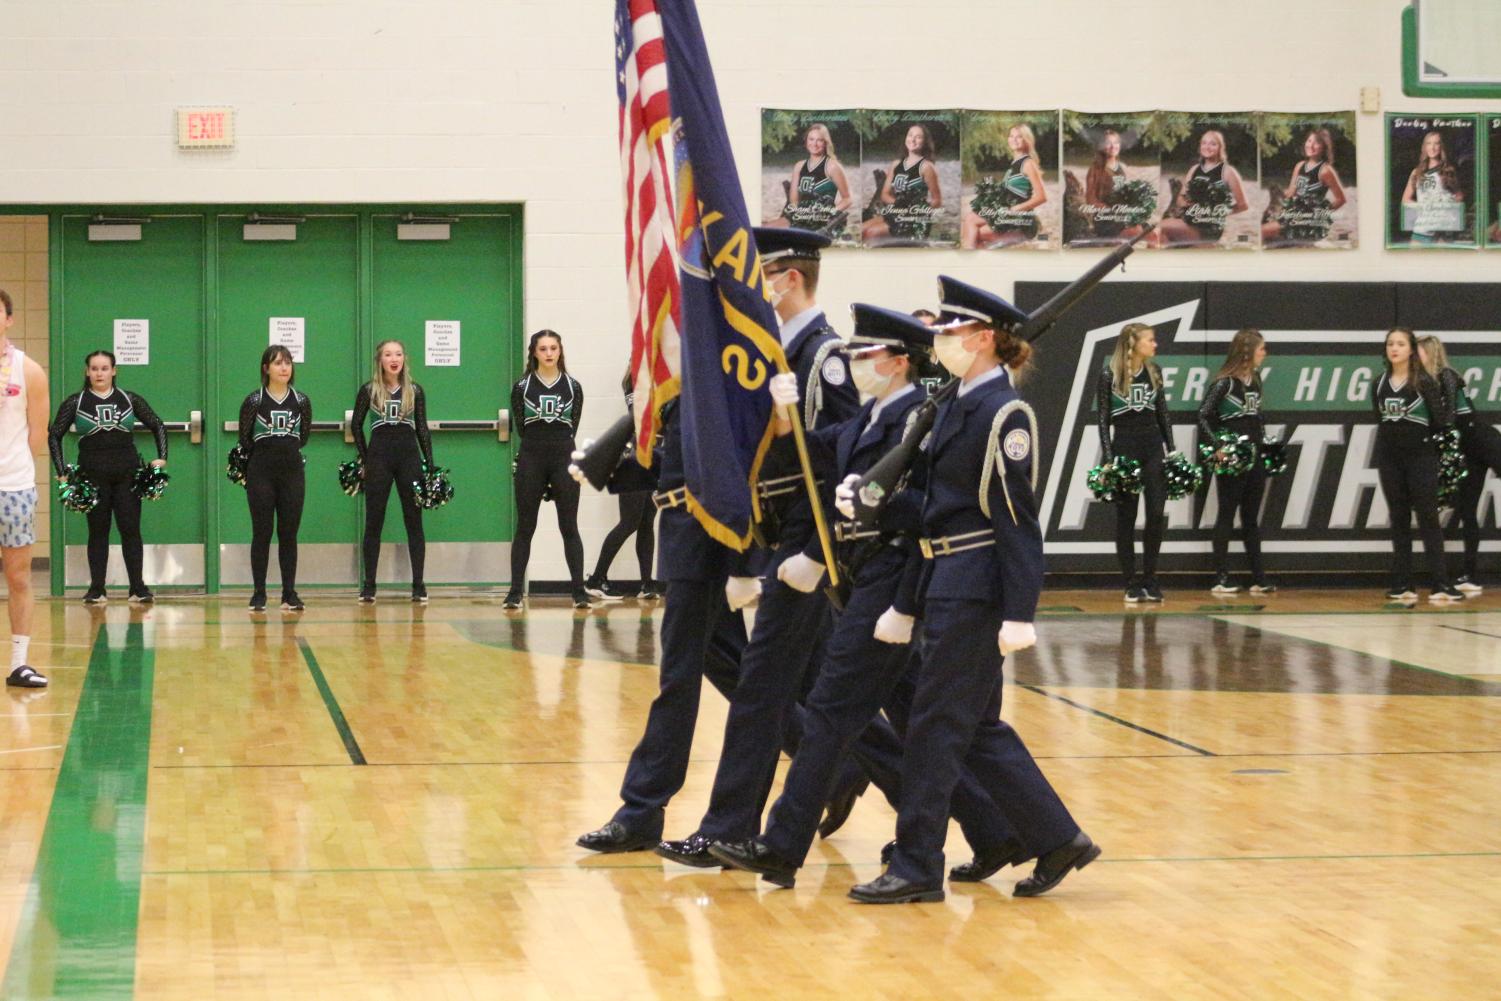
[50,206,522,594]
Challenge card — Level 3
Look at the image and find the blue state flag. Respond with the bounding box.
[659,0,786,551]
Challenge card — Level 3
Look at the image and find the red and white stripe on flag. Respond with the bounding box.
[616,0,681,465]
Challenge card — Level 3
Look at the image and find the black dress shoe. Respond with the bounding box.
[949,839,1033,883]
[655,832,722,867]
[880,839,896,865]
[848,872,944,904]
[817,774,870,839]
[1013,832,1101,897]
[709,838,797,888]
[576,821,658,854]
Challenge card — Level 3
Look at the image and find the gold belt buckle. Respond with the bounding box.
[919,538,935,559]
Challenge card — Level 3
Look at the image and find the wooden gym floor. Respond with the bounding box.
[2,587,1499,1000]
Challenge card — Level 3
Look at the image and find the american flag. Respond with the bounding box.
[615,0,681,465]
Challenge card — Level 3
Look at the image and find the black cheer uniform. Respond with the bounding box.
[48,386,168,594]
[1097,365,1173,586]
[1372,370,1453,591]
[508,370,585,592]
[352,382,433,593]
[588,386,655,589]
[1198,375,1267,582]
[1437,366,1501,582]
[238,386,312,597]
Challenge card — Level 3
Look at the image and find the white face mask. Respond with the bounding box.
[849,357,893,397]
[933,332,978,378]
[767,270,791,309]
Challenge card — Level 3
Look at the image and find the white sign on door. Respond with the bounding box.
[269,317,306,362]
[113,319,150,365]
[425,320,460,367]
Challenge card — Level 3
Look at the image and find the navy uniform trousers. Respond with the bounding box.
[888,599,1078,886]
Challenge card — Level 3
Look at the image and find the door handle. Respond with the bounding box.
[429,416,510,443]
[144,412,203,443]
[498,408,509,443]
[344,410,354,444]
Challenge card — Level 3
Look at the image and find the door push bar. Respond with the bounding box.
[223,410,510,444]
[429,410,510,442]
[142,410,203,444]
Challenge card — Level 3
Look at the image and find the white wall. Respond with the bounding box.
[4,0,1499,580]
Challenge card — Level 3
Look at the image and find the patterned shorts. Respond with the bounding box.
[0,488,38,549]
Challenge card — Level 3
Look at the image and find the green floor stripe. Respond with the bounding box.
[296,638,366,765]
[2,622,154,1001]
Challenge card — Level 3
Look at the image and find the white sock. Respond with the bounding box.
[11,636,29,670]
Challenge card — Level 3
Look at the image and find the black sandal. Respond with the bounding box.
[6,665,48,688]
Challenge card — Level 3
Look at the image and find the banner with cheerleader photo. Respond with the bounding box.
[1258,111,1358,250]
[759,110,861,246]
[854,110,961,248]
[1153,113,1259,250]
[1061,111,1162,249]
[1488,116,1501,248]
[1385,114,1480,250]
[959,110,1060,250]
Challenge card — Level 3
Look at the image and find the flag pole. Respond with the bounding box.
[776,362,840,588]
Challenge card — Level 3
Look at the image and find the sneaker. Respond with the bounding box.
[584,576,624,601]
[1249,580,1278,595]
[638,581,663,601]
[1385,584,1417,601]
[248,590,268,612]
[1429,585,1465,603]
[280,592,305,612]
[502,590,524,610]
[1454,575,1483,596]
[358,585,376,604]
[1141,579,1165,603]
[1123,580,1144,603]
[411,584,429,605]
[572,588,593,609]
[128,587,155,604]
[1210,574,1239,595]
[82,587,108,605]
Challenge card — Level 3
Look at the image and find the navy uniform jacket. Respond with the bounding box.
[919,370,1043,623]
[758,312,862,556]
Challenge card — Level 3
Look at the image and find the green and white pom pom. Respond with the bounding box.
[1432,428,1468,507]
[131,462,171,501]
[58,464,100,514]
[1201,429,1256,476]
[1086,462,1116,501]
[413,462,455,510]
[1260,437,1289,476]
[1164,451,1205,501]
[1086,457,1144,502]
[338,459,364,496]
[226,445,250,488]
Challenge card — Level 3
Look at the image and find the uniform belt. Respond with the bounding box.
[652,486,688,511]
[757,473,823,501]
[918,529,991,559]
[834,521,882,543]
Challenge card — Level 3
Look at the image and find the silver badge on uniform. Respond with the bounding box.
[1003,428,1030,462]
[821,357,847,386]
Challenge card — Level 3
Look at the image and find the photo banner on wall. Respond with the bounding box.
[1152,112,1260,250]
[1061,111,1162,248]
[1386,113,1480,249]
[1489,115,1501,248]
[759,109,860,245]
[1259,112,1358,250]
[959,110,1060,250]
[856,110,960,248]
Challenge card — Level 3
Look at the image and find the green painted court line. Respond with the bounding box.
[296,638,366,766]
[2,623,153,1001]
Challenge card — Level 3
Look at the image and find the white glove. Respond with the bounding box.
[776,554,826,593]
[873,607,915,645]
[769,372,800,408]
[834,473,860,520]
[998,621,1037,656]
[725,576,762,611]
[567,439,594,484]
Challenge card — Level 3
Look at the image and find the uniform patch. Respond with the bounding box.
[1003,428,1030,462]
[821,357,847,386]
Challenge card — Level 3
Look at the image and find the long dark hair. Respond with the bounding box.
[260,344,296,389]
[81,349,117,391]
[1215,329,1264,384]
[1383,327,1437,394]
[1086,129,1123,205]
[1410,130,1460,195]
[525,329,567,376]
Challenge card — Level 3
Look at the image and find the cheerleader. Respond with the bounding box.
[505,329,587,609]
[47,350,167,603]
[1373,328,1461,603]
[1420,335,1501,594]
[351,340,433,603]
[1097,322,1172,602]
[238,345,312,611]
[1199,329,1274,594]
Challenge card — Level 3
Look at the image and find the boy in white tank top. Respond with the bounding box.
[0,288,51,688]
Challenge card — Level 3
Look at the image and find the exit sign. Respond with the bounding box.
[176,107,235,149]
